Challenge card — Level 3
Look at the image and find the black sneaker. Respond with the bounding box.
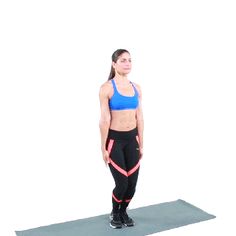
[120,211,135,227]
[109,211,113,220]
[109,212,122,229]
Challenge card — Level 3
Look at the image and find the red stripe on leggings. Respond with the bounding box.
[109,158,128,177]
[107,139,114,164]
[112,192,122,203]
[127,160,140,176]
[107,139,114,154]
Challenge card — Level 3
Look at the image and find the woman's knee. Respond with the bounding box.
[116,179,128,194]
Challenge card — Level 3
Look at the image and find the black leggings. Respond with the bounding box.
[106,127,140,213]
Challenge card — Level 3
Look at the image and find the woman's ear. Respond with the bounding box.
[112,61,116,69]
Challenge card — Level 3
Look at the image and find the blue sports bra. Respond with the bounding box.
[109,79,139,111]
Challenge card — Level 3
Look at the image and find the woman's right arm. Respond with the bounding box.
[99,83,111,164]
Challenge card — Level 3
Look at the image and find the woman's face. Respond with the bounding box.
[113,52,132,76]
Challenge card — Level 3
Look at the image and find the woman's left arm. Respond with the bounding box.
[135,83,144,158]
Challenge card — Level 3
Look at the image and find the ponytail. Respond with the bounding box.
[108,65,115,80]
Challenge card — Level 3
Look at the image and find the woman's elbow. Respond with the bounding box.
[99,116,111,127]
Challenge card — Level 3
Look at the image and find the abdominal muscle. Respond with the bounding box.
[110,109,137,131]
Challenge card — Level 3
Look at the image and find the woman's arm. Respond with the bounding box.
[135,84,144,158]
[99,83,111,164]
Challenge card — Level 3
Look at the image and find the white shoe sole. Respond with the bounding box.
[109,222,122,229]
[123,222,135,227]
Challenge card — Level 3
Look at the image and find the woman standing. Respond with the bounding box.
[99,49,144,229]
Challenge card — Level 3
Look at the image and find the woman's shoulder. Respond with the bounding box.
[100,80,112,89]
[131,81,142,94]
[132,81,141,88]
[99,80,113,96]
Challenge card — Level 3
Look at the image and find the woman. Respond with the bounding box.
[99,49,144,229]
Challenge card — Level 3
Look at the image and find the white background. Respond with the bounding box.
[0,0,236,235]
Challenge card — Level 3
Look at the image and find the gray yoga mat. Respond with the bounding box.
[15,199,215,236]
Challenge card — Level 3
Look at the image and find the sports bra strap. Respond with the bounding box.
[111,79,118,92]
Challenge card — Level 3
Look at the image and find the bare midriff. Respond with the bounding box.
[110,109,137,131]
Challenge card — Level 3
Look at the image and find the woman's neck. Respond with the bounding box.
[114,73,128,83]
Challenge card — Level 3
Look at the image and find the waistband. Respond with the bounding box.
[108,127,138,140]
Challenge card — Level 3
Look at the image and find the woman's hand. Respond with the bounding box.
[102,149,110,166]
[139,147,143,159]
